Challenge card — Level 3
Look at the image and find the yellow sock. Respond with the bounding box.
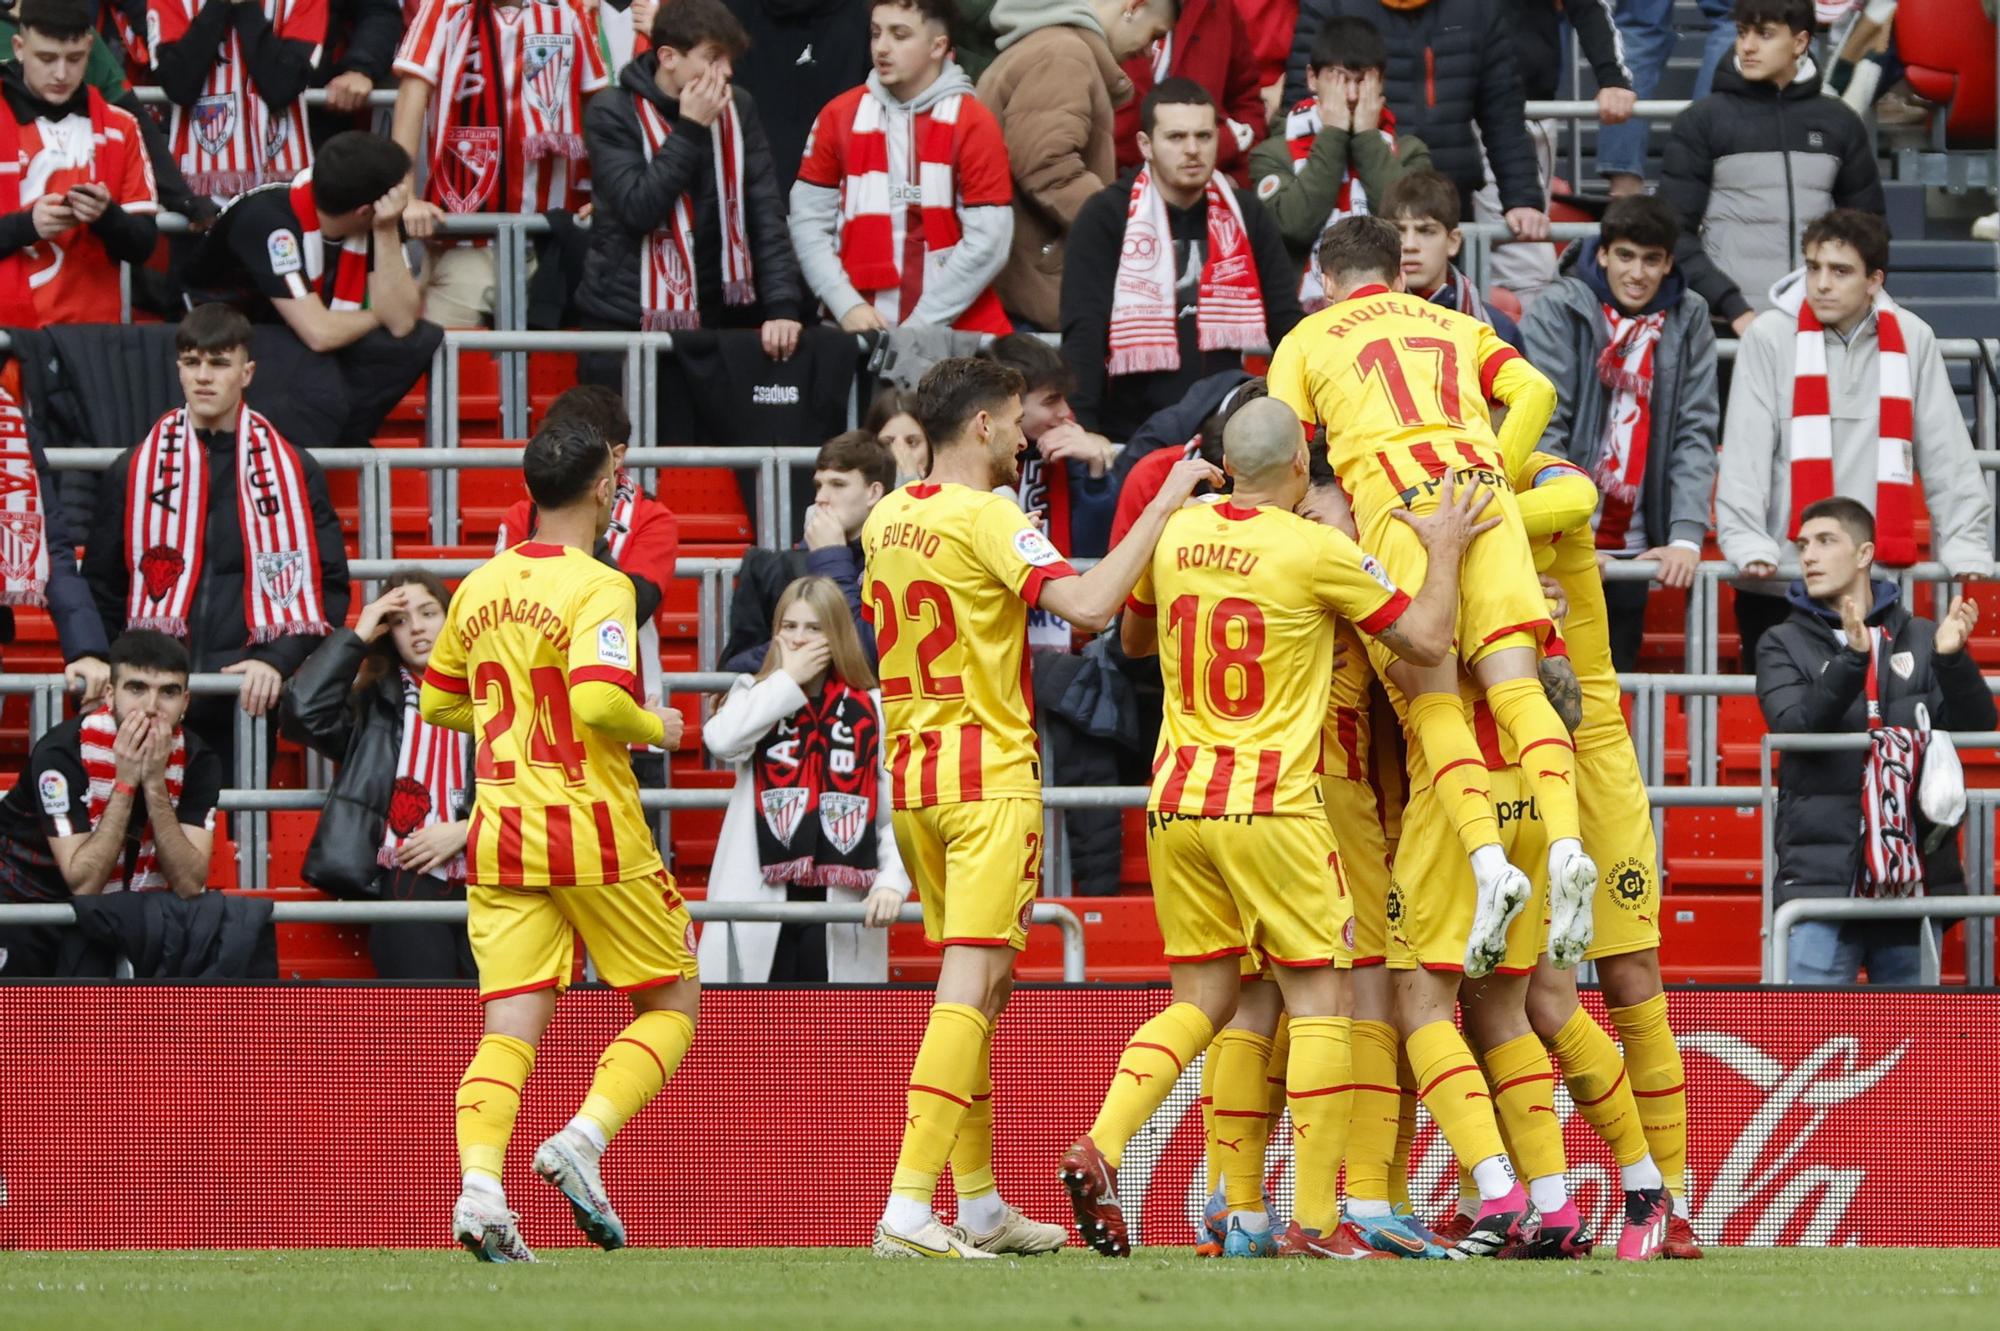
[1485,677,1580,842]
[457,1033,534,1183]
[1407,1020,1506,1170]
[1409,691,1500,853]
[891,1003,990,1203]
[1089,1002,1213,1169]
[1343,1019,1401,1204]
[1285,1016,1353,1234]
[1609,993,1689,1195]
[1549,1007,1648,1168]
[1199,1033,1222,1194]
[1484,1032,1567,1185]
[577,1009,694,1143]
[1210,1029,1276,1212]
[1389,1049,1417,1209]
[949,1023,997,1200]
[1264,1018,1292,1120]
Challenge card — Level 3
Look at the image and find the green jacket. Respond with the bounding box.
[0,19,133,102]
[1247,124,1432,264]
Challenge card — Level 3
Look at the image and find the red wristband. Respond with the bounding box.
[113,781,137,799]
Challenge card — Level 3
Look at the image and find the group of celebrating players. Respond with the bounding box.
[422,213,1694,1266]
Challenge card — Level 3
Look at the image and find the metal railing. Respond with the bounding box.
[1770,897,2000,986]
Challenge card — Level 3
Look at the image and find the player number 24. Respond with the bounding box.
[870,579,964,700]
[1166,595,1266,719]
[474,662,587,786]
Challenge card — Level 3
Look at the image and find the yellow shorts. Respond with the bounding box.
[893,799,1043,951]
[469,871,698,1000]
[1148,812,1353,969]
[1386,767,1548,975]
[1577,740,1663,961]
[1354,469,1551,671]
[1324,774,1393,965]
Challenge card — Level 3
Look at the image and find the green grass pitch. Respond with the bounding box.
[7,1248,1999,1331]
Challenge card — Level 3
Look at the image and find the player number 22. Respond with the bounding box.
[870,579,964,700]
[1167,595,1266,719]
[1355,335,1466,429]
[475,662,588,786]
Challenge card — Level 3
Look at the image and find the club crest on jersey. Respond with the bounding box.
[440,127,502,214]
[818,792,869,855]
[38,769,67,816]
[1890,651,1914,680]
[192,96,235,158]
[596,620,632,669]
[266,229,302,276]
[523,35,577,120]
[1012,527,1063,568]
[255,551,306,608]
[0,512,44,583]
[760,786,809,846]
[1359,553,1395,592]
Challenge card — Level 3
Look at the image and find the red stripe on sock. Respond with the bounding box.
[909,1082,970,1107]
[1572,1068,1629,1108]
[610,1036,667,1082]
[1287,1083,1359,1099]
[1213,1109,1270,1119]
[1128,1041,1187,1074]
[1420,1063,1484,1099]
[1632,1083,1685,1098]
[459,1077,520,1093]
[1491,1071,1558,1094]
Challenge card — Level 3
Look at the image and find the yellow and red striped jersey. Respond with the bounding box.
[860,482,1078,808]
[1130,500,1410,817]
[1515,451,1628,753]
[423,542,660,886]
[1321,617,1376,782]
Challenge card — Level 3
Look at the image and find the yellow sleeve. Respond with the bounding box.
[1513,453,1600,540]
[1480,334,1557,472]
[1125,553,1157,619]
[1265,326,1315,425]
[1314,526,1410,636]
[572,680,666,747]
[567,572,666,747]
[419,592,475,732]
[969,497,1077,607]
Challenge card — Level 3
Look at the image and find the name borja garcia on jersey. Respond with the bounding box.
[453,594,577,654]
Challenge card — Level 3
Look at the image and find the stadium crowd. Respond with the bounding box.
[0,0,1992,1000]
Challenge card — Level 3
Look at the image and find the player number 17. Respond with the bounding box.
[1355,335,1467,429]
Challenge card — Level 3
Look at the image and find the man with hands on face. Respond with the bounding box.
[0,630,222,976]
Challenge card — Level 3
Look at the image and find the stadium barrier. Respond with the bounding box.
[0,983,1989,1250]
[1771,897,2000,986]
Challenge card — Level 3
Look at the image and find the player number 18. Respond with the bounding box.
[1166,595,1266,719]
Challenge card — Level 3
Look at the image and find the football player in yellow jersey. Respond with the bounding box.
[419,419,696,1263]
[1063,397,1490,1261]
[862,358,1221,1260]
[1511,453,1697,1260]
[1268,216,1599,980]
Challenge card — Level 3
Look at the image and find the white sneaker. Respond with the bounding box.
[951,1204,1068,1255]
[1465,858,1532,979]
[1545,841,1598,970]
[453,1191,537,1263]
[533,1128,626,1250]
[872,1215,998,1259]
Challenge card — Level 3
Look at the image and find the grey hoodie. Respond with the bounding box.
[1716,268,1994,589]
[990,0,1105,50]
[787,62,1014,328]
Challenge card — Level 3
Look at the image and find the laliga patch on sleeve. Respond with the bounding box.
[266,229,302,275]
[596,619,632,669]
[1360,553,1396,593]
[38,769,68,816]
[1012,526,1063,568]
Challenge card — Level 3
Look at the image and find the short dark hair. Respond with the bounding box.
[523,417,613,509]
[542,384,631,449]
[654,0,750,58]
[16,0,93,41]
[815,430,895,490]
[1309,16,1387,73]
[109,630,191,679]
[863,385,923,436]
[312,132,411,216]
[175,303,254,357]
[982,332,1074,399]
[1196,378,1267,473]
[871,0,956,32]
[1317,216,1401,291]
[1379,169,1462,230]
[1599,195,1680,253]
[1140,76,1216,135]
[1799,496,1875,547]
[917,357,1025,451]
[1802,208,1891,277]
[1732,0,1816,33]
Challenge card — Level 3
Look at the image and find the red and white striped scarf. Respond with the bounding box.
[1107,167,1264,377]
[380,668,470,879]
[78,703,187,893]
[1858,692,1926,898]
[833,89,1008,333]
[633,92,753,331]
[0,391,50,608]
[1789,294,1917,566]
[150,0,320,197]
[288,170,371,310]
[124,405,333,644]
[1592,303,1668,552]
[494,467,639,558]
[1283,98,1396,311]
[410,0,594,216]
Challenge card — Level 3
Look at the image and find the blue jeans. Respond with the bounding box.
[1786,919,1924,985]
[1596,0,1678,178]
[1694,0,1738,98]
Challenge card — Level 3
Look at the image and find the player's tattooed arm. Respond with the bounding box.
[1540,656,1584,735]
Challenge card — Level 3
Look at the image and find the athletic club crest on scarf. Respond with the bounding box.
[751,680,881,887]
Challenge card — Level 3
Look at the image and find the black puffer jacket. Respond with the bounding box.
[1284,0,1541,212]
[577,55,807,331]
[1755,580,1997,905]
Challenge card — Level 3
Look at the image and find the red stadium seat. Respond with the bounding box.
[1897,0,1998,145]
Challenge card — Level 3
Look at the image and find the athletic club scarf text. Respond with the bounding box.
[78,704,187,894]
[0,391,49,607]
[751,679,880,889]
[381,668,470,879]
[1107,167,1264,377]
[1789,294,1917,565]
[124,406,332,644]
[1283,98,1396,311]
[1592,303,1667,551]
[288,170,371,309]
[633,93,753,331]
[149,0,322,197]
